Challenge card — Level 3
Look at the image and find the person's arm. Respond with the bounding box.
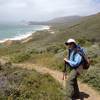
[65,53,82,68]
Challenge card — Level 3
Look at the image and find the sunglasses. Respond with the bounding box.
[65,42,72,45]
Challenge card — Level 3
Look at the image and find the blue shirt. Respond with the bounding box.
[67,49,82,68]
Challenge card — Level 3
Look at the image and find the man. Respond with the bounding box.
[64,38,83,100]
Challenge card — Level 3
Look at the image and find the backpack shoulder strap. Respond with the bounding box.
[73,47,85,61]
[68,49,71,60]
[72,48,78,61]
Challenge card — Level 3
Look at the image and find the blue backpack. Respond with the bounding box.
[69,45,91,69]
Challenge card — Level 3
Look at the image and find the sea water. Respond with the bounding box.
[0,24,49,43]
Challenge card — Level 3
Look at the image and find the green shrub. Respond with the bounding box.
[10,52,30,63]
[0,64,65,99]
[81,67,100,91]
[77,37,92,46]
[46,44,65,54]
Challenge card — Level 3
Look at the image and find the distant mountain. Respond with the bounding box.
[47,16,82,24]
[28,16,82,25]
[28,21,46,25]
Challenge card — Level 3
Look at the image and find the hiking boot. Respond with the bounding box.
[72,94,80,99]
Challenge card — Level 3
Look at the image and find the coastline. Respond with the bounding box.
[0,25,50,46]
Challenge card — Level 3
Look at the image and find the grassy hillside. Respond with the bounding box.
[66,13,100,41]
[0,62,65,99]
[0,13,100,54]
[0,12,100,95]
[0,13,100,70]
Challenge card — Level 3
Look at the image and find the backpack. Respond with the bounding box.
[75,45,91,70]
[68,45,91,70]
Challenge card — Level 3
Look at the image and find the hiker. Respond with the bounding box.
[63,38,85,100]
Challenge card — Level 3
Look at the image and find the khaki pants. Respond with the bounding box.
[65,66,83,100]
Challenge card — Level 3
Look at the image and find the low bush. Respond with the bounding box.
[10,52,30,63]
[9,48,40,63]
[0,64,65,99]
[46,44,65,54]
[81,67,100,91]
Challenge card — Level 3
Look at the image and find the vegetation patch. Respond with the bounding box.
[0,63,65,100]
[81,67,100,91]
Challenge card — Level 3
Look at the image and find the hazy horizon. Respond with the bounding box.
[0,0,100,23]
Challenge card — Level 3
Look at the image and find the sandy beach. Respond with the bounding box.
[0,25,50,46]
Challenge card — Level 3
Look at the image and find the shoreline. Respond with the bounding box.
[0,25,50,45]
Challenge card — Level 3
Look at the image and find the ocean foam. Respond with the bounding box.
[0,25,50,43]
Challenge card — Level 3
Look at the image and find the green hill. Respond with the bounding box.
[66,13,100,41]
[28,13,100,47]
[0,13,100,63]
[48,12,100,42]
[0,12,100,98]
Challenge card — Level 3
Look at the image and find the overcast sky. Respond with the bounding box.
[0,0,100,23]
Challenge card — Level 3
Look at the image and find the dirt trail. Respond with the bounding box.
[15,63,100,100]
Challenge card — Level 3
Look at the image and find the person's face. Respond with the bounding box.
[67,43,74,49]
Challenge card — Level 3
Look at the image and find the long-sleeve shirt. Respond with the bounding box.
[67,49,82,68]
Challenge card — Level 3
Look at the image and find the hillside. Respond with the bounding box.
[65,13,100,42]
[0,13,100,99]
[43,13,100,44]
[0,13,100,64]
[0,60,64,99]
[28,13,100,45]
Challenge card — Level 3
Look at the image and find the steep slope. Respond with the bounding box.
[0,60,64,99]
[28,13,100,45]
[66,13,100,41]
[48,12,100,43]
[16,63,100,100]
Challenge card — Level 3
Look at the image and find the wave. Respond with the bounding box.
[0,25,50,43]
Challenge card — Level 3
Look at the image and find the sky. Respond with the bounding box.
[0,0,100,23]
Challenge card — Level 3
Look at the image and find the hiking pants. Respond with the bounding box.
[65,69,79,100]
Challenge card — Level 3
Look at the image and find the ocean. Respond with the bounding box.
[0,24,49,43]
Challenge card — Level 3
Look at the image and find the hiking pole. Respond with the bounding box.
[62,61,67,80]
[62,72,67,80]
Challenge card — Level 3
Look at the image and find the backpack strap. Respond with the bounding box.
[72,48,84,67]
[72,51,77,61]
[68,49,71,60]
[68,48,79,61]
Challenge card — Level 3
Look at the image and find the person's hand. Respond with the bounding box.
[64,58,68,62]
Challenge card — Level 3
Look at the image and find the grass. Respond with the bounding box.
[0,62,65,100]
[29,52,64,70]
[81,67,100,91]
[0,12,100,97]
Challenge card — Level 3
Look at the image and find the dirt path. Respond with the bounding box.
[14,63,100,100]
